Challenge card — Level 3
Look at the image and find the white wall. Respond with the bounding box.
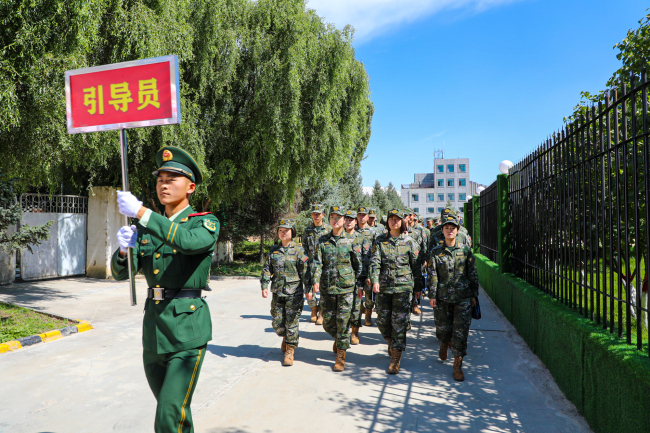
[0,225,16,285]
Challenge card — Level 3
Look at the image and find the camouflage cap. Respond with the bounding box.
[425,217,434,222]
[368,208,377,216]
[278,218,295,229]
[344,209,358,219]
[329,205,345,216]
[388,208,406,219]
[415,212,421,220]
[310,203,326,214]
[357,206,368,215]
[440,207,460,219]
[441,214,460,228]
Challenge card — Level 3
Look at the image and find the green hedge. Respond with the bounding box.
[475,253,650,433]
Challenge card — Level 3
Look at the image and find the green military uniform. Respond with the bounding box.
[428,208,472,262]
[354,206,375,315]
[260,219,309,348]
[111,146,218,433]
[312,206,362,351]
[427,215,479,358]
[406,212,427,297]
[302,203,331,310]
[369,209,420,352]
[342,209,370,330]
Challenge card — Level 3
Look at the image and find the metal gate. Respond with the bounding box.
[19,194,88,280]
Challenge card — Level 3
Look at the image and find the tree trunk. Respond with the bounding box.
[259,232,265,264]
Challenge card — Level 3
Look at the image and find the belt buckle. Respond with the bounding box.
[153,289,165,301]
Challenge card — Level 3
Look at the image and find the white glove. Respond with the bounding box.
[117,225,138,253]
[117,191,143,218]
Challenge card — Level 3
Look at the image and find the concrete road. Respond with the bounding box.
[0,277,592,433]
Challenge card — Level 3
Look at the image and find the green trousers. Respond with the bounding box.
[363,286,375,310]
[271,293,303,346]
[350,286,363,328]
[143,345,206,433]
[434,299,472,357]
[375,291,412,352]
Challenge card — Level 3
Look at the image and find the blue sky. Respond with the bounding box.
[307,0,649,188]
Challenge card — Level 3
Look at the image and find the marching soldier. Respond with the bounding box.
[369,208,419,374]
[355,206,374,326]
[302,203,331,325]
[260,218,310,366]
[405,209,427,315]
[342,209,369,345]
[312,205,362,371]
[112,146,218,433]
[427,214,479,381]
[428,207,472,254]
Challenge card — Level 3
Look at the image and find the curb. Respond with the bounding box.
[0,319,93,354]
[211,275,260,280]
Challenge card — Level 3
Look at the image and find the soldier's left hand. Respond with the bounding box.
[471,297,477,307]
[366,278,371,287]
[372,283,380,293]
[358,288,363,299]
[306,293,313,301]
[262,289,269,298]
[117,191,144,218]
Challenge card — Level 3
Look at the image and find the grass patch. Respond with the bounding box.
[211,261,263,277]
[0,302,76,344]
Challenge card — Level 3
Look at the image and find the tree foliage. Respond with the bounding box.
[0,0,373,216]
[0,170,52,253]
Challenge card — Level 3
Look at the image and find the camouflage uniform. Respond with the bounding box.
[407,223,427,295]
[312,209,362,350]
[302,205,331,309]
[427,217,479,358]
[355,225,375,313]
[369,209,420,352]
[428,208,472,260]
[343,209,370,330]
[260,233,309,347]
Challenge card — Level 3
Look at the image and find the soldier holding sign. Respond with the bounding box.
[112,146,218,433]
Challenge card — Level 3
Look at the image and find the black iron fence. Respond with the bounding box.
[465,197,474,240]
[508,71,650,352]
[479,181,498,264]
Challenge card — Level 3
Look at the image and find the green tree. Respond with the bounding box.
[0,170,52,253]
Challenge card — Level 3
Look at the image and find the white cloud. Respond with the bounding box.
[306,0,521,42]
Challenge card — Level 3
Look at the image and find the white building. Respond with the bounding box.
[401,153,475,220]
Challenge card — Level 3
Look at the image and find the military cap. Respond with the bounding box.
[153,146,203,185]
[310,203,325,214]
[388,208,406,219]
[368,208,377,216]
[344,209,358,218]
[440,207,460,219]
[329,205,345,216]
[278,218,295,229]
[415,212,421,220]
[442,214,461,228]
[357,206,369,215]
[425,217,434,222]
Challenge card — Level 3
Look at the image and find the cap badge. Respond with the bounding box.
[280,220,285,224]
[162,149,173,161]
[444,208,449,212]
[346,210,351,214]
[334,206,339,211]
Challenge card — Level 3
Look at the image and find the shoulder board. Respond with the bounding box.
[188,212,212,217]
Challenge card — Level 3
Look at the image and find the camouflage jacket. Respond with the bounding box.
[428,226,472,259]
[260,241,309,296]
[370,224,387,238]
[345,229,371,284]
[427,243,479,303]
[302,222,331,285]
[369,232,420,293]
[312,232,362,294]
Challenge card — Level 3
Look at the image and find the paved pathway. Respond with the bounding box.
[0,277,592,433]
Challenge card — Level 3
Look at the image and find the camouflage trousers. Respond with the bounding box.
[364,286,375,310]
[306,293,319,308]
[434,299,472,357]
[350,287,363,328]
[271,293,304,347]
[320,292,354,350]
[375,291,412,352]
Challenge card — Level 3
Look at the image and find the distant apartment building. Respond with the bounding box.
[401,154,476,220]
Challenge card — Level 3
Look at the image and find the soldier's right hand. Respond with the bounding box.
[313,283,320,293]
[430,299,437,308]
[117,225,137,254]
[262,289,269,298]
[372,283,380,293]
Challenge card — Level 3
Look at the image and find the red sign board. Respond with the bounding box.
[65,55,180,133]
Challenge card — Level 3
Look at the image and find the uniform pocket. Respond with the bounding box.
[174,299,205,342]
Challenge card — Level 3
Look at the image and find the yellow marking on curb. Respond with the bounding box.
[0,341,22,353]
[76,321,93,333]
[39,330,62,343]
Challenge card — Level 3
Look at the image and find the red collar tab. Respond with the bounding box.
[188,212,212,217]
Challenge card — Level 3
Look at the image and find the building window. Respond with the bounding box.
[437,179,444,187]
[448,193,455,201]
[427,193,435,202]
[459,193,466,201]
[412,194,419,202]
[438,207,444,213]
[447,179,454,187]
[437,165,444,173]
[427,207,435,214]
[438,193,444,201]
[447,164,454,173]
[414,207,419,213]
[459,164,466,172]
[459,178,466,187]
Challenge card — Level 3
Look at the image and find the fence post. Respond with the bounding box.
[464,200,473,240]
[496,174,511,273]
[472,194,480,254]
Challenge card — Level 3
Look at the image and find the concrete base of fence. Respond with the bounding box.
[475,253,650,433]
